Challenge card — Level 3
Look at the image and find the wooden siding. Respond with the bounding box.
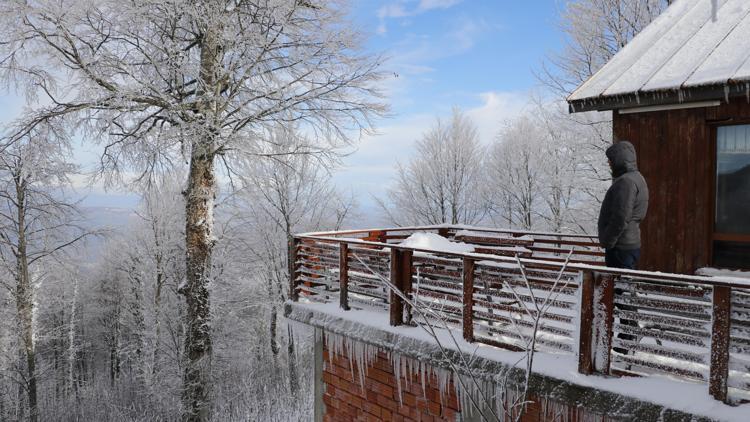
[613,98,750,274]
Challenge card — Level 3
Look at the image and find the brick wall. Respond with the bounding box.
[323,346,459,421]
[320,341,608,422]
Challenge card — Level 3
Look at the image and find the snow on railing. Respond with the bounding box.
[290,225,750,404]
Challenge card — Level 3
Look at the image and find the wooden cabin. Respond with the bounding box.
[568,0,750,274]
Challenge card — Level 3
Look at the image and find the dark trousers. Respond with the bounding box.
[605,248,640,269]
[605,248,640,354]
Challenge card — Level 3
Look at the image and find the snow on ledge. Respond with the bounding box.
[286,301,750,422]
[697,267,750,284]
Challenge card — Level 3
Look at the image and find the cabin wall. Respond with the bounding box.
[612,97,750,274]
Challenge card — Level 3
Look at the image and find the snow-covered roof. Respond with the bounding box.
[568,0,750,112]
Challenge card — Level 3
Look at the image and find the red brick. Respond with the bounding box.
[402,391,417,406]
[363,413,380,422]
[363,401,382,416]
[366,378,395,398]
[377,394,399,411]
[442,407,458,420]
[427,401,441,416]
[369,366,395,385]
[349,394,364,410]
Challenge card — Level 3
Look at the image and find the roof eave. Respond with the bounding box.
[568,82,750,113]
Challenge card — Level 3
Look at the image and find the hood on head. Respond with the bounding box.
[606,141,638,176]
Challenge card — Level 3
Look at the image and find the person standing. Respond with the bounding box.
[598,140,649,356]
[598,141,649,269]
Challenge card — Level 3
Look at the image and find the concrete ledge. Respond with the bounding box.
[286,302,724,421]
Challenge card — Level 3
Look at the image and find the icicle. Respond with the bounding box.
[323,331,380,392]
[745,82,749,103]
[390,351,404,406]
[725,85,730,103]
[431,365,453,406]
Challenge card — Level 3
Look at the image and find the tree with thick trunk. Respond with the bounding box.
[1,1,385,419]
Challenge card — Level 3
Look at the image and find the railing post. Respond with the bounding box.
[401,250,413,324]
[578,271,615,375]
[578,270,595,375]
[339,243,349,311]
[710,285,731,403]
[390,248,404,326]
[289,237,300,302]
[463,257,475,343]
[597,274,615,374]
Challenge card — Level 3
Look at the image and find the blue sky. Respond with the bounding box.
[338,0,565,212]
[0,1,567,212]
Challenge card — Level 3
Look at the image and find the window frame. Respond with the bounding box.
[710,123,750,268]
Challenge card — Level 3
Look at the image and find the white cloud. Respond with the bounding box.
[376,0,463,34]
[377,3,409,19]
[466,91,529,144]
[417,0,462,11]
[448,17,490,51]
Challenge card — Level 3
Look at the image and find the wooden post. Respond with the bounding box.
[289,237,300,302]
[390,248,404,326]
[463,257,475,342]
[710,285,731,403]
[368,230,387,244]
[578,270,595,375]
[597,274,615,374]
[339,243,349,311]
[401,250,413,324]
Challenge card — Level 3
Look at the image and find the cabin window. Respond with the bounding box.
[714,124,750,268]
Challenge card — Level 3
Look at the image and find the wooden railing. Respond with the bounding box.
[290,225,750,404]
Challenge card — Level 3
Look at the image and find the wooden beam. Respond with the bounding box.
[598,274,615,374]
[709,285,731,403]
[463,257,475,342]
[289,237,300,302]
[390,249,404,326]
[401,250,413,324]
[339,243,349,311]
[578,270,595,375]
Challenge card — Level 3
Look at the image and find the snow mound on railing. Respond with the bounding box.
[400,232,475,254]
[697,267,750,279]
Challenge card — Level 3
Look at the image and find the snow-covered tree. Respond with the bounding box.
[0,1,386,418]
[489,116,545,230]
[379,108,488,226]
[228,125,356,395]
[543,0,669,95]
[0,127,86,422]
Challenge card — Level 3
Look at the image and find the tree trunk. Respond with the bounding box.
[129,265,148,388]
[153,254,164,375]
[15,180,38,422]
[286,324,299,398]
[268,275,280,356]
[181,145,216,421]
[181,13,222,421]
[67,277,79,394]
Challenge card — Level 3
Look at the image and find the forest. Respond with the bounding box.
[0,1,671,421]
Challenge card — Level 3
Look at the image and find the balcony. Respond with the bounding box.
[289,225,750,405]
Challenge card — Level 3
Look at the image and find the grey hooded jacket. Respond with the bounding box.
[598,141,649,250]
